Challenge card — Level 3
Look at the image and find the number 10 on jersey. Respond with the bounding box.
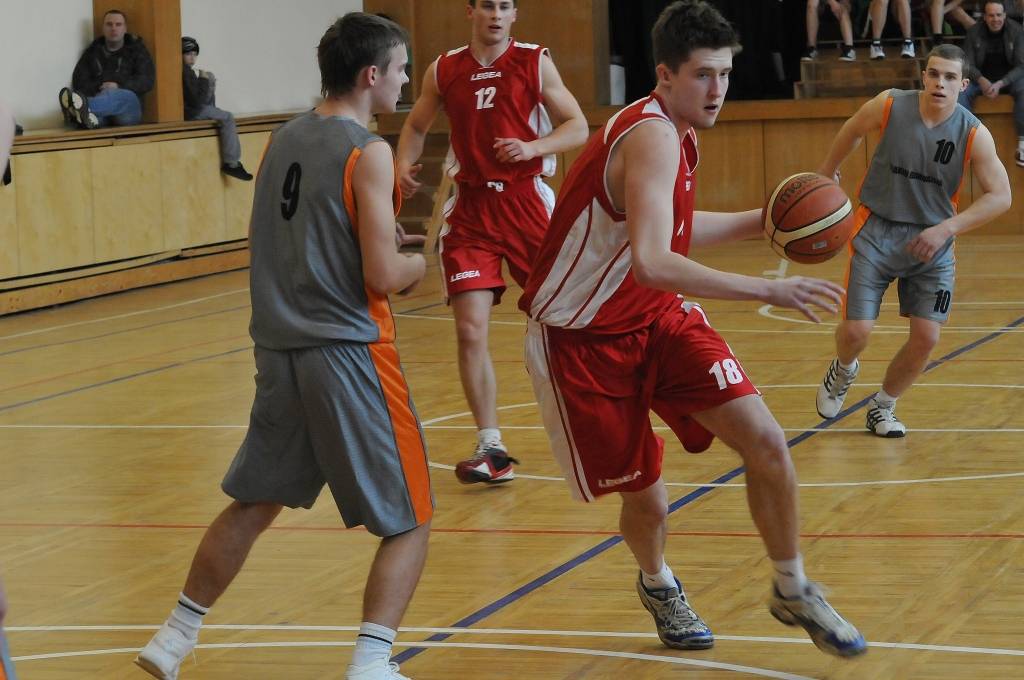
[475,86,496,110]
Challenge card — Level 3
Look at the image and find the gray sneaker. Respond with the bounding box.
[770,582,867,657]
[636,573,714,650]
[866,398,906,437]
[816,358,859,418]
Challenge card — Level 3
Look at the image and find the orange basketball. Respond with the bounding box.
[762,172,855,264]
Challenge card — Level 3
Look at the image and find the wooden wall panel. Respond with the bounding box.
[93,0,183,124]
[224,132,270,240]
[694,121,765,212]
[17,150,94,276]
[160,137,226,249]
[91,144,164,261]
[0,174,17,278]
[762,118,867,201]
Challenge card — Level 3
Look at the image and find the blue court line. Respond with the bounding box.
[0,346,252,414]
[393,312,1024,664]
[0,305,249,358]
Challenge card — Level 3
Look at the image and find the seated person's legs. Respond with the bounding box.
[88,88,142,127]
[194,104,251,179]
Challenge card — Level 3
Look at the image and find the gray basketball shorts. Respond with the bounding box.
[843,212,955,323]
[222,342,434,537]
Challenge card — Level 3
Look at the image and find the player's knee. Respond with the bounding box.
[738,425,791,471]
[838,320,871,347]
[454,315,488,345]
[910,326,940,353]
[233,501,282,533]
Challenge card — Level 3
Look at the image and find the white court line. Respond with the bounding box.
[757,304,1024,331]
[9,624,1022,661]
[0,288,250,341]
[11,641,813,679]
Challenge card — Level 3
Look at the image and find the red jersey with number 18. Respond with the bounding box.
[434,39,555,186]
[519,93,698,334]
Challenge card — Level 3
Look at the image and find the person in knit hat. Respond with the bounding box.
[182,36,252,181]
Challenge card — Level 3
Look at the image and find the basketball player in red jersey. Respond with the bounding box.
[397,0,588,484]
[520,1,866,657]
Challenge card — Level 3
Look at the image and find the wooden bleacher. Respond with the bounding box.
[1,114,297,314]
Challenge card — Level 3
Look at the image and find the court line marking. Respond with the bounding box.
[0,289,249,342]
[757,303,1024,331]
[9,640,813,679]
[393,311,1024,665]
[9,624,1021,663]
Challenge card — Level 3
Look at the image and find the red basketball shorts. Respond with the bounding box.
[439,176,554,303]
[525,302,760,502]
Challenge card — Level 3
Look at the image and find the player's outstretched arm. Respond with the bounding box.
[818,89,890,181]
[690,209,762,248]
[623,122,844,322]
[397,61,443,198]
[907,124,1011,261]
[356,140,427,296]
[494,54,589,163]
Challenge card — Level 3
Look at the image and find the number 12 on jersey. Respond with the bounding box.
[475,86,496,110]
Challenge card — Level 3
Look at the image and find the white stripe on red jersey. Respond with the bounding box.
[519,93,699,333]
[435,39,555,186]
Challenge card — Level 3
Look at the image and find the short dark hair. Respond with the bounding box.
[103,9,127,22]
[927,44,968,73]
[468,1,518,6]
[317,12,408,98]
[651,0,740,73]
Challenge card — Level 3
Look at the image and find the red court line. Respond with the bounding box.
[0,521,1019,540]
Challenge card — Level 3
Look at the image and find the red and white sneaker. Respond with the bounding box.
[454,443,518,484]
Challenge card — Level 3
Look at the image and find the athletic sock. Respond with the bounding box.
[773,555,809,598]
[875,389,899,406]
[477,427,502,448]
[168,592,208,640]
[641,560,677,592]
[352,622,396,667]
[837,357,857,372]
[1017,136,1024,152]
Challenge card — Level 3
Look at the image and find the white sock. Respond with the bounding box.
[837,357,857,372]
[874,389,898,405]
[641,560,677,592]
[477,427,502,447]
[1017,136,1024,151]
[773,555,808,598]
[352,622,396,667]
[168,592,208,640]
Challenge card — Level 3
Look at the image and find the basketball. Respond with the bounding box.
[762,172,855,264]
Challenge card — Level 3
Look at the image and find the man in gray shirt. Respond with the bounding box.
[959,1,1024,165]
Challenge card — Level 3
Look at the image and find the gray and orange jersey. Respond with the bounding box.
[859,89,980,226]
[248,111,401,350]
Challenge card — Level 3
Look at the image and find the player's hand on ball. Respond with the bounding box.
[494,137,537,163]
[398,162,423,198]
[767,276,845,323]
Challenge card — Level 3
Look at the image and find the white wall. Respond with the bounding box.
[1,0,362,131]
[180,0,362,115]
[1,0,96,130]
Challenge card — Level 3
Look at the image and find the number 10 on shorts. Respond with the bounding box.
[709,358,744,390]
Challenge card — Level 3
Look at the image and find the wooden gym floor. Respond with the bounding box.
[1,237,1022,679]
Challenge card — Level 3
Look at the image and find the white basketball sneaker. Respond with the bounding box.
[346,659,412,679]
[816,358,859,419]
[865,398,906,437]
[134,623,196,679]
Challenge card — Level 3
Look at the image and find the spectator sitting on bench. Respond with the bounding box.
[804,0,857,61]
[182,37,252,181]
[869,0,916,59]
[959,1,1024,165]
[59,9,154,129]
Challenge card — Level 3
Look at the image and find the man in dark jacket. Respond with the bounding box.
[181,37,251,180]
[58,9,154,129]
[959,1,1024,165]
